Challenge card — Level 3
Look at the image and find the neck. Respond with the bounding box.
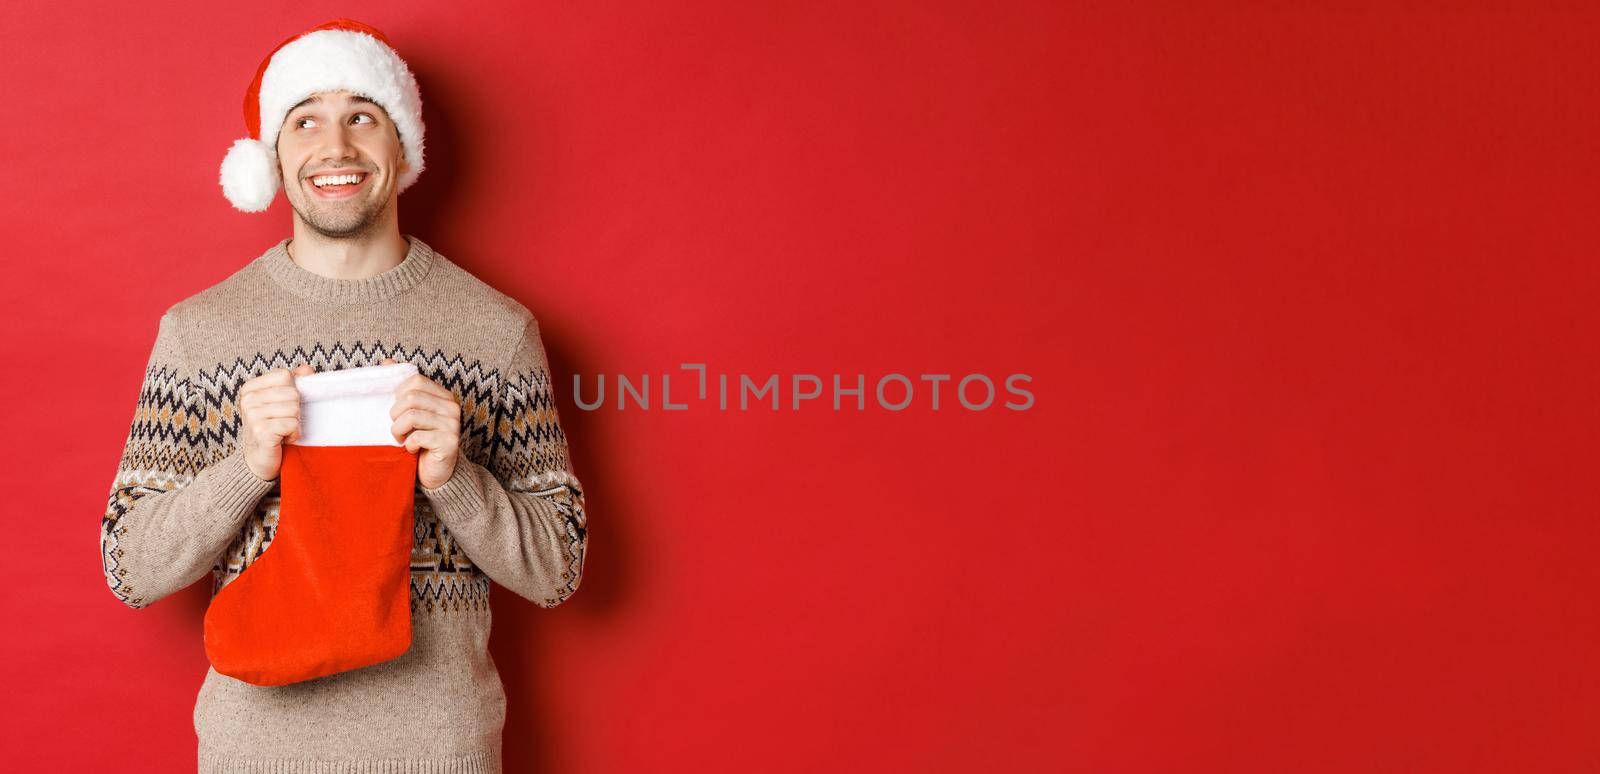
[285,214,409,280]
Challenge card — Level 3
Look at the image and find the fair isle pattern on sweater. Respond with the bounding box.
[101,345,204,609]
[103,336,586,612]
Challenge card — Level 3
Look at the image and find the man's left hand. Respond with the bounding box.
[380,357,461,489]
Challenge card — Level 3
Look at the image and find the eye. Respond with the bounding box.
[353,113,374,125]
[295,116,315,129]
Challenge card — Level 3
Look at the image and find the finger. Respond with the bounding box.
[402,428,426,453]
[242,386,304,411]
[247,397,302,420]
[393,410,463,445]
[403,428,456,458]
[241,369,297,394]
[389,407,440,439]
[251,384,304,402]
[392,392,460,424]
[258,416,298,442]
[390,391,461,423]
[398,374,455,401]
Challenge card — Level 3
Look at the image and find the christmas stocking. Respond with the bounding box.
[203,363,420,686]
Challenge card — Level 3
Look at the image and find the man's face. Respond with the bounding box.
[276,90,410,239]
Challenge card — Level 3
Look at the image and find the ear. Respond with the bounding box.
[395,126,410,175]
[275,136,289,180]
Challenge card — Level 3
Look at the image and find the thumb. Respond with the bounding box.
[380,357,396,365]
[292,364,315,375]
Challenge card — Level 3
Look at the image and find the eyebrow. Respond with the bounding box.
[288,94,382,114]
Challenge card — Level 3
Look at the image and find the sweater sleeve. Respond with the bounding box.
[99,311,277,609]
[419,315,588,608]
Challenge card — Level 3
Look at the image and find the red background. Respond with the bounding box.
[3,2,1597,771]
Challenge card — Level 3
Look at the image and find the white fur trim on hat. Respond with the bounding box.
[219,138,281,212]
[219,27,426,213]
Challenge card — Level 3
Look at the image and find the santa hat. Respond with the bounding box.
[218,18,426,212]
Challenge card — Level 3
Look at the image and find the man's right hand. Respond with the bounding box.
[239,364,316,482]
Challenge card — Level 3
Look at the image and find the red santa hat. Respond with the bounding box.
[218,18,426,212]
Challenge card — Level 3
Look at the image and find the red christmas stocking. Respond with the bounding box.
[203,363,420,686]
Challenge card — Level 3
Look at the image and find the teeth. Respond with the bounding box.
[311,173,364,187]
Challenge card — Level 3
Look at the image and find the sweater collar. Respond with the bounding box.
[261,234,436,305]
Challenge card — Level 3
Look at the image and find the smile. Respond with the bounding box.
[307,172,370,199]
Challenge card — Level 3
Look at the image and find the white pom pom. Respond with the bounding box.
[218,138,280,213]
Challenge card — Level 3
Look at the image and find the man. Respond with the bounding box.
[98,18,587,772]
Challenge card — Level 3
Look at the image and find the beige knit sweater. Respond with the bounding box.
[99,234,587,773]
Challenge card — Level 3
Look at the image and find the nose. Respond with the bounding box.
[318,121,358,164]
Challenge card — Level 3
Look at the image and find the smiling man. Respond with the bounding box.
[99,18,587,773]
[281,90,403,239]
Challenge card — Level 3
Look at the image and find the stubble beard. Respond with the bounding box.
[287,176,386,240]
